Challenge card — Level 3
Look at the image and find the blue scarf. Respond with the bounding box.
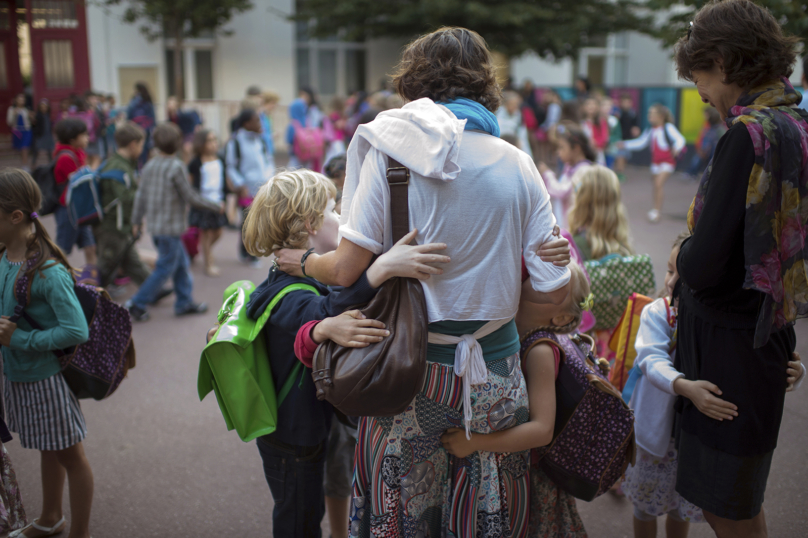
[439,98,500,137]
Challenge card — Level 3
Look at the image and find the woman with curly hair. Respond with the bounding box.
[671,1,806,536]
[274,27,572,537]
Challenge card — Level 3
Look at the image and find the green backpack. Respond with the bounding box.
[198,280,320,442]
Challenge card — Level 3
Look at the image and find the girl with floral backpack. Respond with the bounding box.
[0,169,95,538]
[441,262,596,537]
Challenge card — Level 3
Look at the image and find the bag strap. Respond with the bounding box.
[386,156,410,243]
[251,283,321,341]
[278,361,305,406]
[8,257,45,331]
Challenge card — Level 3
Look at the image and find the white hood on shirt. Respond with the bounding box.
[346,98,466,182]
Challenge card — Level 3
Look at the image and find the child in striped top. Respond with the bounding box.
[0,169,94,538]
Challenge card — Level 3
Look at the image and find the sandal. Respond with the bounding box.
[9,517,67,538]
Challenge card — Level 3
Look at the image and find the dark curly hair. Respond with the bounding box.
[674,0,799,89]
[392,27,501,112]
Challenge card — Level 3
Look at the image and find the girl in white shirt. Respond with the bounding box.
[623,232,805,538]
[619,105,686,223]
[188,129,227,276]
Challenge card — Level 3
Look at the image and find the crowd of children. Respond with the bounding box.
[500,82,693,225]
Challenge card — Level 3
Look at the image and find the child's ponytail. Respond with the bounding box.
[0,168,75,281]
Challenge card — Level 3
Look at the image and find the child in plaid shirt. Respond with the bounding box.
[126,123,222,322]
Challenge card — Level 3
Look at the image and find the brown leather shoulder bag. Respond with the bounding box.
[311,156,428,416]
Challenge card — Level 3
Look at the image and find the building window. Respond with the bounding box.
[195,49,214,99]
[345,49,365,95]
[296,21,367,97]
[31,0,79,30]
[43,39,73,88]
[579,32,629,87]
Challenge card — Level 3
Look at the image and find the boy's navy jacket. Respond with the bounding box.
[246,268,377,447]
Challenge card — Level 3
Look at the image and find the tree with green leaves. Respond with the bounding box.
[293,0,651,60]
[647,0,808,48]
[105,0,254,99]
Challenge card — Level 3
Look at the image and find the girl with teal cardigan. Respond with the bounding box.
[0,169,95,538]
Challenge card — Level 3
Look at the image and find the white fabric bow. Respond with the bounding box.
[427,318,513,440]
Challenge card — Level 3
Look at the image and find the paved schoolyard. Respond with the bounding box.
[5,165,806,537]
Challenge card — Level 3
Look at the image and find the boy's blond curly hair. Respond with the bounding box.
[243,169,337,256]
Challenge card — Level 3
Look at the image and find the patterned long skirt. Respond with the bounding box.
[350,354,531,538]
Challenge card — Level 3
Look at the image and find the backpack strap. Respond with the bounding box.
[53,148,78,169]
[252,282,321,404]
[278,362,305,406]
[521,336,564,382]
[250,282,321,341]
[386,157,410,243]
[8,258,36,326]
[7,256,54,335]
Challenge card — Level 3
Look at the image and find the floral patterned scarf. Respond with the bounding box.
[687,78,808,347]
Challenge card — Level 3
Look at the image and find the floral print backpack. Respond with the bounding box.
[521,330,636,501]
[11,257,135,400]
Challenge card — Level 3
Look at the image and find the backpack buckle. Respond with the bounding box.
[386,167,409,185]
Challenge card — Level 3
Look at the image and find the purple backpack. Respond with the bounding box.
[10,257,136,400]
[521,330,635,501]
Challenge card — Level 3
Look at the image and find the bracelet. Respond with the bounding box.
[301,248,316,277]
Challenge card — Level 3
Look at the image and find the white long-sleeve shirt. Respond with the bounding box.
[629,298,684,457]
[340,98,570,323]
[623,123,686,157]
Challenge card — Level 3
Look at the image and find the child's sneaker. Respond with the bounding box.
[149,287,174,305]
[125,300,150,322]
[647,209,660,223]
[176,302,208,317]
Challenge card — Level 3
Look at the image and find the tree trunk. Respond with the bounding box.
[173,23,184,100]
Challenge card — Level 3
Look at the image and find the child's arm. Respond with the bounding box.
[635,300,683,395]
[294,313,388,366]
[619,128,651,152]
[131,181,146,233]
[666,123,687,155]
[787,351,805,392]
[225,138,247,191]
[171,162,221,213]
[3,265,88,352]
[441,343,557,458]
[537,164,574,201]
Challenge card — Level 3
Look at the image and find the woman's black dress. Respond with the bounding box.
[675,122,796,520]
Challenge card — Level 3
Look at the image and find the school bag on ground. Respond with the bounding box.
[31,149,77,216]
[10,256,136,400]
[198,280,320,442]
[608,293,654,392]
[65,163,129,228]
[520,330,635,501]
[584,253,656,330]
[291,120,325,163]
